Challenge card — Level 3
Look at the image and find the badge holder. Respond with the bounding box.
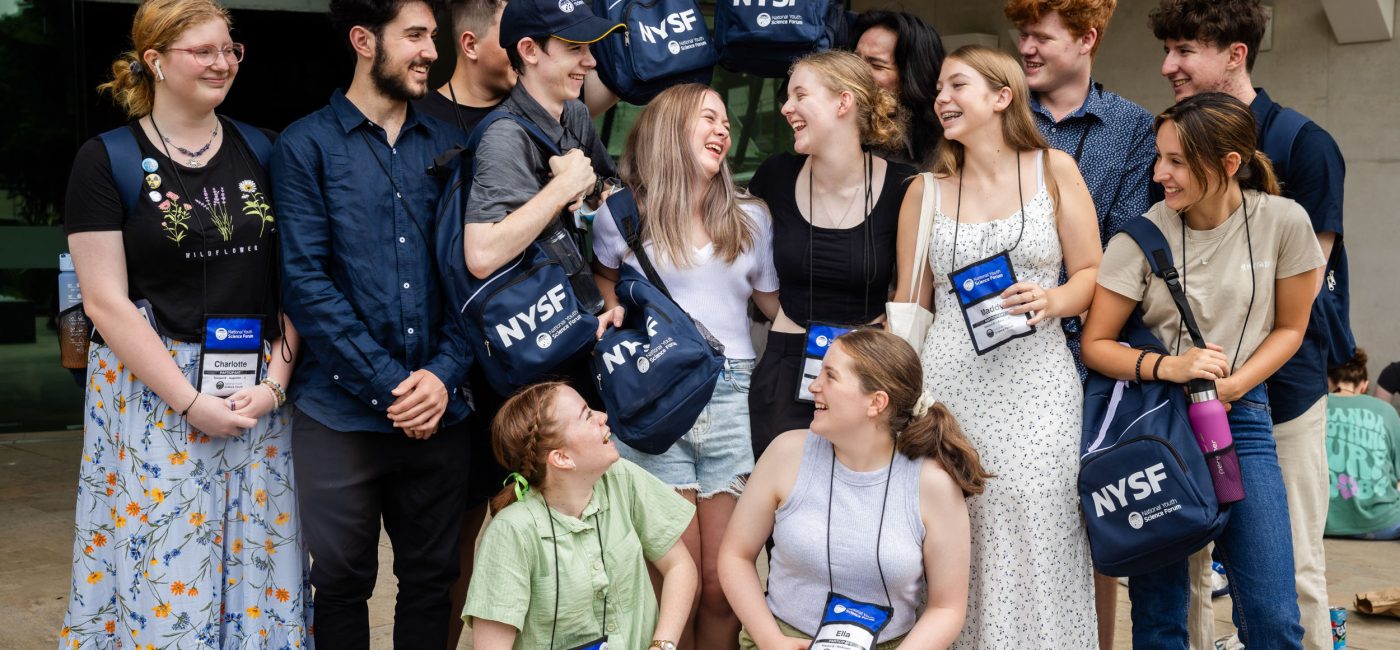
[796,322,854,404]
[564,638,607,650]
[811,592,894,650]
[198,315,263,397]
[949,251,1035,356]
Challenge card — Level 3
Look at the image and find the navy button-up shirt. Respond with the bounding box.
[273,90,470,433]
[1031,81,1156,245]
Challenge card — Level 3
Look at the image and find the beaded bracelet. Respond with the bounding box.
[1134,349,1150,383]
[260,378,287,408]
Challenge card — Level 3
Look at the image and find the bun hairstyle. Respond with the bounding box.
[1328,347,1369,387]
[834,329,993,496]
[1153,92,1281,197]
[99,0,232,118]
[790,50,906,152]
[488,381,568,515]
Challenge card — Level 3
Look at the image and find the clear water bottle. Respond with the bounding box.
[538,220,606,315]
[57,253,92,369]
[1187,379,1245,504]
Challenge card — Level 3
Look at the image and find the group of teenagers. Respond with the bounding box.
[56,0,1360,648]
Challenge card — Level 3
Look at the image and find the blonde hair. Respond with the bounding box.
[929,45,1049,178]
[618,84,758,268]
[98,0,232,118]
[790,50,906,152]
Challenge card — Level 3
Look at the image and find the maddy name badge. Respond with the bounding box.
[810,592,894,650]
[198,316,262,397]
[796,322,853,404]
[950,252,1035,356]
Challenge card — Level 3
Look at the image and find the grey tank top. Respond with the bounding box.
[767,432,927,638]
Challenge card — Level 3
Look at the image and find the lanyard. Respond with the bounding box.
[807,151,875,326]
[545,501,609,649]
[826,443,896,608]
[1175,190,1255,373]
[948,150,1026,277]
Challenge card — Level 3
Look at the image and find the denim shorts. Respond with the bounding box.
[617,358,755,497]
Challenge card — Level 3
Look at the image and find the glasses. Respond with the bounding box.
[167,43,245,66]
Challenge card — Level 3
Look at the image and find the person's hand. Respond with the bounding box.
[229,383,277,420]
[1001,281,1054,326]
[1160,343,1230,384]
[595,305,624,339]
[388,369,448,438]
[549,149,596,210]
[185,393,257,438]
[1214,375,1246,408]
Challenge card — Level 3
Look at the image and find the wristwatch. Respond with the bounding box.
[648,641,676,650]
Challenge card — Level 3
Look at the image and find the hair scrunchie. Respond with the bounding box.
[503,472,530,500]
[912,392,936,418]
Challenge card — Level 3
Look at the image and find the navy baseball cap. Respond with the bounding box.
[499,0,625,48]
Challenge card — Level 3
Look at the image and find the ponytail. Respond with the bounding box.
[98,53,155,119]
[895,402,993,496]
[1244,150,1281,196]
[488,381,567,515]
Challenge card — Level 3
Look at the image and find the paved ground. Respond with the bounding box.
[4,432,1398,649]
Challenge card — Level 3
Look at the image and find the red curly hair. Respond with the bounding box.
[1004,0,1118,56]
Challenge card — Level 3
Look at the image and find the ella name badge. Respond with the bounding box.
[810,592,894,650]
[198,316,262,397]
[950,252,1035,356]
[796,322,853,404]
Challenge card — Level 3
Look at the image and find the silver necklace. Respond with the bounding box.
[156,119,220,167]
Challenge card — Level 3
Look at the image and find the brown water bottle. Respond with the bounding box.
[58,253,91,369]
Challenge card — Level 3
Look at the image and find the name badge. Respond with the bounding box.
[949,252,1035,356]
[796,322,853,404]
[811,592,893,650]
[198,315,263,397]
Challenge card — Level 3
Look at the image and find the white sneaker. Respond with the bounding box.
[1213,633,1244,650]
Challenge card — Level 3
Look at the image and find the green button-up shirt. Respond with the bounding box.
[464,459,694,649]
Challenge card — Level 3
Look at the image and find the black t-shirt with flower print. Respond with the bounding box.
[64,119,280,342]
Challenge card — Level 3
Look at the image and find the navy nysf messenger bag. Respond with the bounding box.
[1077,218,1230,577]
[592,188,724,454]
[434,110,599,397]
[592,0,718,105]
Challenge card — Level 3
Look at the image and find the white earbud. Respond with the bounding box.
[154,59,165,81]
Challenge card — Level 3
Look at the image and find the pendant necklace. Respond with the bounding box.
[158,119,220,167]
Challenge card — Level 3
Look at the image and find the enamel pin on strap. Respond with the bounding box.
[198,315,263,397]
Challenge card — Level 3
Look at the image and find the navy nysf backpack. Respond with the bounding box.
[592,0,718,105]
[1078,218,1230,577]
[434,110,599,397]
[591,189,724,454]
[714,0,848,77]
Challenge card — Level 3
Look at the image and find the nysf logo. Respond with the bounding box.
[496,284,569,349]
[599,317,660,374]
[1090,462,1168,518]
[731,0,797,6]
[637,8,700,45]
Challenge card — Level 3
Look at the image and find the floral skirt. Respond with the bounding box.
[58,341,310,649]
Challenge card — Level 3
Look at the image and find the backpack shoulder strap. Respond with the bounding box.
[1118,217,1207,348]
[223,116,273,167]
[468,109,563,158]
[1259,107,1310,175]
[98,124,143,216]
[606,187,673,299]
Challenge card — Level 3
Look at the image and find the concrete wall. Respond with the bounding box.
[856,0,1400,379]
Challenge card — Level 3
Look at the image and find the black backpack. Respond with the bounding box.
[713,0,848,77]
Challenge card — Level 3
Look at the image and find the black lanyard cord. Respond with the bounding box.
[826,442,896,608]
[546,502,608,649]
[149,116,212,328]
[949,150,1026,276]
[807,151,874,326]
[1175,189,1255,373]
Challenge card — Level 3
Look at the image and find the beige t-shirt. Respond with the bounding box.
[1099,190,1324,368]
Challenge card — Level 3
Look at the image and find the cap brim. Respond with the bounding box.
[552,18,625,44]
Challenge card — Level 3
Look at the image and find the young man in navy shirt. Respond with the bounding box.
[1152,1,1351,648]
[272,1,472,646]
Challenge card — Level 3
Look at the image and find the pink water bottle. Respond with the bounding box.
[1187,379,1245,504]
